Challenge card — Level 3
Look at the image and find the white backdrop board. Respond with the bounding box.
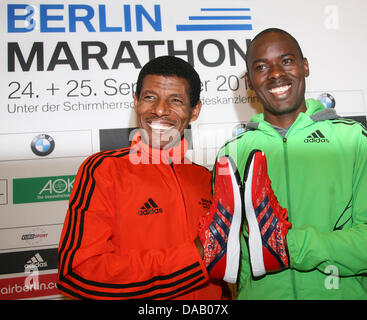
[1,0,366,299]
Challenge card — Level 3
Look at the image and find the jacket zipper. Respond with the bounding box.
[282,137,292,220]
[282,136,298,300]
[169,162,198,299]
[169,163,190,241]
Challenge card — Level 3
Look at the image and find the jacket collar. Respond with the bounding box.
[246,98,339,132]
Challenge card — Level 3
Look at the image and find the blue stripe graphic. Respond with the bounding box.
[177,7,252,32]
[201,8,250,11]
[217,201,232,223]
[213,212,229,236]
[255,195,269,217]
[261,236,285,268]
[259,205,273,231]
[262,215,278,242]
[189,16,251,20]
[207,214,228,273]
[209,223,226,249]
[176,24,252,31]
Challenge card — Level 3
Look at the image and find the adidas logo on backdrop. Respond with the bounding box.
[138,198,163,216]
[24,253,48,270]
[304,130,329,143]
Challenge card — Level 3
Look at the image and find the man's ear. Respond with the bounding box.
[133,93,139,112]
[189,100,202,123]
[303,57,310,78]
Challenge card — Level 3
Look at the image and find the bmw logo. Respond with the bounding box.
[31,134,55,156]
[317,93,335,109]
[232,123,247,137]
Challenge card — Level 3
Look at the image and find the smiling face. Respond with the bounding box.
[134,74,201,149]
[246,31,309,127]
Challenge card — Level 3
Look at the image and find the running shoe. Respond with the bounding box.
[244,150,292,277]
[198,156,242,283]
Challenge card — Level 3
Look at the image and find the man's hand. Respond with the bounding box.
[194,236,204,259]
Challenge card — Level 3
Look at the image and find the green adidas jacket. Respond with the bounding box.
[215,99,367,299]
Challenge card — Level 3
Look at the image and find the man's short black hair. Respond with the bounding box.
[135,55,201,108]
[245,28,304,71]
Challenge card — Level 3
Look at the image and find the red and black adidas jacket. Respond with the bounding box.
[57,134,222,300]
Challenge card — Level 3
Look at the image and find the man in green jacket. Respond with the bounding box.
[199,28,367,299]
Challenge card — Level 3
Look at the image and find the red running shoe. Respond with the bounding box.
[199,156,242,283]
[244,150,292,277]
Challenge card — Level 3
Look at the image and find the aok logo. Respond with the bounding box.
[13,175,75,204]
[38,177,74,196]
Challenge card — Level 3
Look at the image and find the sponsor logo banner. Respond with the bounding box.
[13,175,75,204]
[0,272,59,300]
[0,130,92,162]
[0,248,58,275]
[307,90,366,116]
[0,224,62,251]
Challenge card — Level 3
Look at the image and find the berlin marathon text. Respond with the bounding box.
[7,38,250,72]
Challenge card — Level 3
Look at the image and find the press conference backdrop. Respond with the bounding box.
[0,0,366,299]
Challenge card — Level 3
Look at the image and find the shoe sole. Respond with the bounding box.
[223,157,242,284]
[244,152,266,277]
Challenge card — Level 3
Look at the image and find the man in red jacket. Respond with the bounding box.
[57,56,223,299]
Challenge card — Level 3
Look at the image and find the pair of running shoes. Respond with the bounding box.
[199,150,292,282]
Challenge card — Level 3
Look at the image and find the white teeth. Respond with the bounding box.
[150,122,173,131]
[269,85,291,94]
